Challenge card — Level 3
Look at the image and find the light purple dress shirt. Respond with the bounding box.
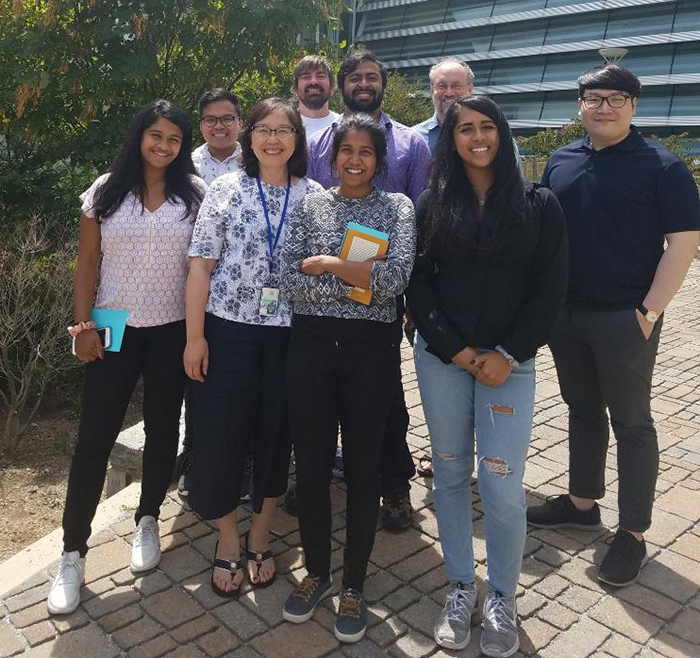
[306,111,431,204]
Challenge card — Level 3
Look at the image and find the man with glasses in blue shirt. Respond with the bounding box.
[527,65,700,587]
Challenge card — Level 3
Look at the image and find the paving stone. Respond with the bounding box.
[162,647,207,658]
[364,570,403,604]
[411,567,447,595]
[397,596,443,637]
[656,486,700,522]
[554,556,601,591]
[519,617,559,656]
[128,634,178,658]
[240,577,295,626]
[615,583,683,621]
[49,607,91,635]
[212,601,267,641]
[197,627,242,657]
[97,602,143,633]
[556,584,604,614]
[182,571,229,610]
[160,511,199,535]
[668,531,700,561]
[0,621,25,657]
[81,576,115,602]
[517,589,548,619]
[10,601,50,628]
[161,531,190,553]
[251,620,337,657]
[185,523,214,541]
[159,544,210,582]
[24,622,119,658]
[83,584,140,619]
[535,601,578,630]
[141,588,203,629]
[111,616,164,650]
[133,571,173,597]
[110,567,138,587]
[383,585,422,613]
[83,539,132,583]
[600,634,642,658]
[371,529,430,569]
[387,629,434,658]
[519,555,556,588]
[388,547,444,583]
[225,648,264,658]
[21,621,55,647]
[171,613,220,643]
[5,582,51,613]
[666,607,700,644]
[648,631,700,658]
[644,509,694,548]
[538,616,611,658]
[589,597,665,645]
[638,550,700,603]
[340,638,387,658]
[532,573,569,600]
[366,615,408,648]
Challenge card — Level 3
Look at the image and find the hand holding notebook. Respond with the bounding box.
[339,222,390,305]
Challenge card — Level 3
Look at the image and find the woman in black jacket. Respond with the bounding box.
[406,96,567,658]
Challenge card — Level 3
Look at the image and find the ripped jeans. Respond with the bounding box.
[414,334,535,596]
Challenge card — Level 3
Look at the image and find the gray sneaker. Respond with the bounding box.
[433,582,477,650]
[480,592,519,658]
[283,575,332,623]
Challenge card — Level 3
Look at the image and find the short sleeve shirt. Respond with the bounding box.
[80,174,208,327]
[542,126,700,310]
[192,143,242,184]
[188,170,324,327]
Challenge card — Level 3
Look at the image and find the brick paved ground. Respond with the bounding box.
[2,262,699,658]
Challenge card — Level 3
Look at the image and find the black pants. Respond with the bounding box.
[288,326,399,591]
[62,321,187,556]
[549,308,662,533]
[188,315,291,519]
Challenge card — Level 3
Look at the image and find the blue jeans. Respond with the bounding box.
[414,334,535,596]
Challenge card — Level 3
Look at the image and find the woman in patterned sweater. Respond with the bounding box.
[281,114,416,643]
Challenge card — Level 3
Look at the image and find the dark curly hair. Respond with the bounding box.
[330,113,388,181]
[92,99,203,222]
[238,98,307,178]
[421,95,531,262]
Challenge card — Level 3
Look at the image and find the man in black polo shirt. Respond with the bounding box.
[527,65,700,587]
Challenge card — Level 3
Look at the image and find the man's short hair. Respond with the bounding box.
[293,55,335,90]
[198,89,242,117]
[337,48,388,91]
[428,58,475,86]
[577,65,641,99]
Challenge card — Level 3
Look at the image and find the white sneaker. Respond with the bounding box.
[47,551,86,614]
[130,515,161,572]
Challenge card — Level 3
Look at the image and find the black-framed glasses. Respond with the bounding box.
[580,94,631,109]
[252,125,296,139]
[200,115,240,127]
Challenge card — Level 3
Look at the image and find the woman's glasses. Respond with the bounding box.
[252,125,296,139]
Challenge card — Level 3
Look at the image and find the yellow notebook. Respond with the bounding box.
[339,222,390,305]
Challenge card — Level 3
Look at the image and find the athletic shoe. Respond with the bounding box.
[283,575,332,623]
[332,446,344,479]
[381,491,413,531]
[47,551,86,614]
[433,582,477,650]
[526,494,603,530]
[598,529,648,587]
[130,515,161,572]
[480,592,519,658]
[335,587,367,643]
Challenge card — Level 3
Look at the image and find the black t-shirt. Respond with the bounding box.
[542,126,700,311]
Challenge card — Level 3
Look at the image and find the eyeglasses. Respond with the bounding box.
[434,83,467,93]
[252,125,296,139]
[580,94,631,109]
[200,115,240,127]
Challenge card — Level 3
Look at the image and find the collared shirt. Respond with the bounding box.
[301,111,341,136]
[192,143,242,184]
[542,125,700,311]
[80,173,208,327]
[188,170,323,327]
[413,113,441,153]
[307,111,431,204]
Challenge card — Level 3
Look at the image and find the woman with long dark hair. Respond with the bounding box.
[407,96,567,656]
[47,100,206,615]
[280,114,415,643]
[184,98,322,598]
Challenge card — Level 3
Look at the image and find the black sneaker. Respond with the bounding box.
[381,491,413,531]
[283,575,332,623]
[598,529,648,587]
[283,485,298,517]
[526,494,603,530]
[335,587,367,643]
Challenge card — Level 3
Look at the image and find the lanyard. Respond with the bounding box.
[256,174,291,273]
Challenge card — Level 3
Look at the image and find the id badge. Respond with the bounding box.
[259,287,280,317]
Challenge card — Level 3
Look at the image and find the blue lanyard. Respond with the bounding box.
[256,174,291,273]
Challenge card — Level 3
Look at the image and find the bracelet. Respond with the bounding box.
[67,321,96,338]
[495,345,519,368]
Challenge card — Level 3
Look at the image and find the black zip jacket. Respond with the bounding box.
[406,185,568,364]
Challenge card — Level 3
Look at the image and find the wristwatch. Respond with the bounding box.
[638,305,659,324]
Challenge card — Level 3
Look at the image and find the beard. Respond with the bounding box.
[343,87,384,114]
[298,86,331,111]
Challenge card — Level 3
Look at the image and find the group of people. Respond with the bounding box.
[46,47,699,658]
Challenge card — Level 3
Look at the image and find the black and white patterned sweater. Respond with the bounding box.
[281,188,416,323]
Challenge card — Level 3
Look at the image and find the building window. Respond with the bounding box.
[542,50,601,83]
[606,4,674,40]
[445,0,494,22]
[635,87,672,117]
[491,0,547,16]
[673,1,700,33]
[540,91,579,122]
[492,19,547,50]
[360,6,404,36]
[620,44,674,77]
[672,42,700,75]
[402,33,447,59]
[670,85,700,117]
[489,57,546,86]
[494,92,545,120]
[544,11,608,46]
[402,1,448,29]
[443,26,494,55]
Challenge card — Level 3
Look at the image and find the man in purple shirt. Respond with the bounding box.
[306,49,429,532]
[307,50,431,204]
